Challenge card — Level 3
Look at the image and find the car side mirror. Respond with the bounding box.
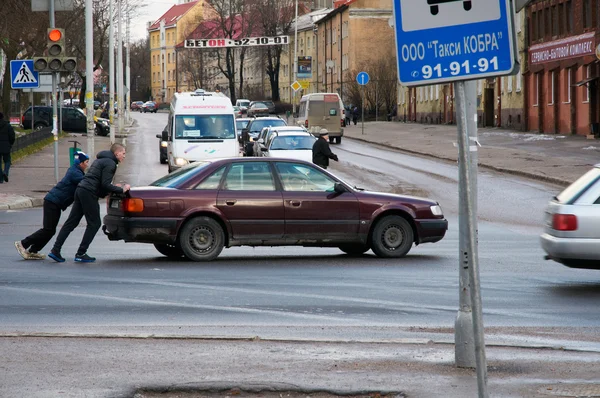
[260,145,268,151]
[258,138,264,144]
[334,182,347,194]
[156,134,162,139]
[161,131,168,141]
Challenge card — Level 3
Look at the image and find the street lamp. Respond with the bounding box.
[292,0,298,119]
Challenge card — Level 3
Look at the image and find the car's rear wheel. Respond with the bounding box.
[339,244,369,256]
[154,243,185,258]
[370,215,413,258]
[34,123,47,131]
[178,217,224,261]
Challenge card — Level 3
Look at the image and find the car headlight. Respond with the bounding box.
[175,157,189,166]
[160,141,168,148]
[430,205,443,216]
[100,120,109,126]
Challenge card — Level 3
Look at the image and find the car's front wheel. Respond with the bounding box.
[154,243,185,258]
[178,217,225,261]
[370,215,413,258]
[339,244,369,256]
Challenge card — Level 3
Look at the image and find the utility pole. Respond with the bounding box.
[125,0,131,125]
[292,0,298,119]
[117,0,124,136]
[85,0,95,158]
[109,0,115,144]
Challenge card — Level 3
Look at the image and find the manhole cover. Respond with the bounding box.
[539,384,600,397]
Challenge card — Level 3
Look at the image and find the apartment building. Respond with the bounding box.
[148,1,208,103]
[526,0,600,135]
[400,10,526,129]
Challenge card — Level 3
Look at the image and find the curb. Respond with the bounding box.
[345,136,572,187]
[0,196,43,210]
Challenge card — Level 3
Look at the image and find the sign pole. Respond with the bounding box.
[455,79,488,397]
[85,0,95,157]
[361,85,365,135]
[49,0,60,183]
[109,0,115,145]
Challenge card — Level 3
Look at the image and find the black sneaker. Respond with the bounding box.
[3,174,7,182]
[48,250,65,263]
[74,253,96,263]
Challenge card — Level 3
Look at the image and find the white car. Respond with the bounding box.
[260,129,316,163]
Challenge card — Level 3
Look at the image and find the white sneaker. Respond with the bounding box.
[28,252,46,260]
[15,241,33,260]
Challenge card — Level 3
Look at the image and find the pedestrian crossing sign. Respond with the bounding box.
[10,60,39,89]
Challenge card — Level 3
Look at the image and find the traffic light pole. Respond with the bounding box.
[49,0,59,183]
[85,0,95,157]
[109,0,115,145]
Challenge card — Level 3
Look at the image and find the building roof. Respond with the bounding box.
[148,1,198,31]
[293,8,331,31]
[177,14,263,47]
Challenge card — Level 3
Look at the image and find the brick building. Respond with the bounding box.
[526,0,600,135]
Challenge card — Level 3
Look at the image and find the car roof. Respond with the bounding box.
[250,117,283,122]
[268,126,306,132]
[271,131,312,136]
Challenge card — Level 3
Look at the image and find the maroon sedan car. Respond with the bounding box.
[102,158,447,261]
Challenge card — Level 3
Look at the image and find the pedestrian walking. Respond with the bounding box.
[14,152,90,260]
[344,106,351,127]
[0,112,16,183]
[312,129,338,169]
[49,143,130,263]
[352,106,359,126]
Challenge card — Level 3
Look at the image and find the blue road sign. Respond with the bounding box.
[356,71,370,85]
[10,60,40,89]
[392,0,517,86]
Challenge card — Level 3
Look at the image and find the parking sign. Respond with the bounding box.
[392,0,518,86]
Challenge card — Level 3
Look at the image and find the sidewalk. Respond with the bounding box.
[2,120,598,210]
[343,121,600,186]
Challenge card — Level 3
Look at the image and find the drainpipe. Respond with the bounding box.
[497,77,502,127]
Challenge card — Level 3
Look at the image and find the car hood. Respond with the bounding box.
[355,190,438,206]
[268,149,313,163]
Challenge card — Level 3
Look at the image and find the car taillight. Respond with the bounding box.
[304,120,308,128]
[341,119,344,127]
[552,214,577,231]
[123,198,144,213]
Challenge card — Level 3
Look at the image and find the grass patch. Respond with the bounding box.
[12,132,68,163]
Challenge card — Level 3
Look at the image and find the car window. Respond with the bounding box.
[175,115,236,139]
[270,135,315,150]
[556,167,600,204]
[236,120,250,130]
[249,119,286,133]
[275,162,336,192]
[194,166,226,190]
[150,162,211,188]
[223,162,275,191]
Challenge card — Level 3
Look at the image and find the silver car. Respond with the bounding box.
[541,164,600,269]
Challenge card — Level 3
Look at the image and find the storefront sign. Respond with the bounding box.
[529,32,595,65]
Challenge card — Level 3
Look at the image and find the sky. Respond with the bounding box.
[129,0,176,41]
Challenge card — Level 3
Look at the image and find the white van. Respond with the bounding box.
[166,89,238,173]
[297,93,345,144]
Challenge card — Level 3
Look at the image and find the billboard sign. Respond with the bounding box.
[297,56,312,79]
[185,36,289,48]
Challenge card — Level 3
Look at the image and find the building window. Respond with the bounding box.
[168,53,170,63]
[584,0,592,29]
[307,37,311,49]
[531,12,537,41]
[537,9,543,39]
[584,65,591,102]
[564,68,571,103]
[435,85,439,100]
[342,21,348,38]
[565,1,573,32]
[168,71,171,81]
[548,71,554,105]
[552,6,558,36]
[332,28,337,44]
[152,55,155,66]
[508,76,513,93]
[545,7,551,37]
[153,72,156,83]
[533,73,539,106]
[430,85,434,100]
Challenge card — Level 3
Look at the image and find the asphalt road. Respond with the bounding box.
[1,112,599,341]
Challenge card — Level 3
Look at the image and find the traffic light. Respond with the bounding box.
[33,28,77,73]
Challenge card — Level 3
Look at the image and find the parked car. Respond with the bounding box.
[259,130,316,163]
[247,102,270,117]
[102,158,448,261]
[235,99,250,114]
[243,116,287,142]
[21,106,87,132]
[131,101,144,111]
[541,164,600,269]
[155,128,168,164]
[236,118,253,143]
[253,126,307,158]
[261,100,276,114]
[141,101,158,113]
[94,116,110,136]
[233,106,243,118]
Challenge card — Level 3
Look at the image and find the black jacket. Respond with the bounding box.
[45,162,85,210]
[78,150,124,198]
[312,137,337,168]
[0,119,16,154]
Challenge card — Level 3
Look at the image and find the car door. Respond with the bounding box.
[274,162,360,241]
[217,161,284,240]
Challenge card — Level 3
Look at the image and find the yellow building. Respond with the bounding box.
[148,1,208,104]
[399,10,526,130]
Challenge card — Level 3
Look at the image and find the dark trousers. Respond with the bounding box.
[0,152,10,182]
[52,188,101,256]
[22,200,62,253]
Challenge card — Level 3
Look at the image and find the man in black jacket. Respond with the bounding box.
[312,129,338,169]
[15,152,90,260]
[0,112,16,183]
[49,143,130,263]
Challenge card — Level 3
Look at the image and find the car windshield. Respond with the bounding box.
[175,114,236,139]
[150,162,211,188]
[556,167,600,204]
[238,101,250,107]
[250,119,286,133]
[252,103,268,109]
[270,135,316,150]
[236,120,250,130]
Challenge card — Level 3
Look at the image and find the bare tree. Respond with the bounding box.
[344,56,398,117]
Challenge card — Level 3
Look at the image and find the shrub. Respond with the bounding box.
[274,102,293,114]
